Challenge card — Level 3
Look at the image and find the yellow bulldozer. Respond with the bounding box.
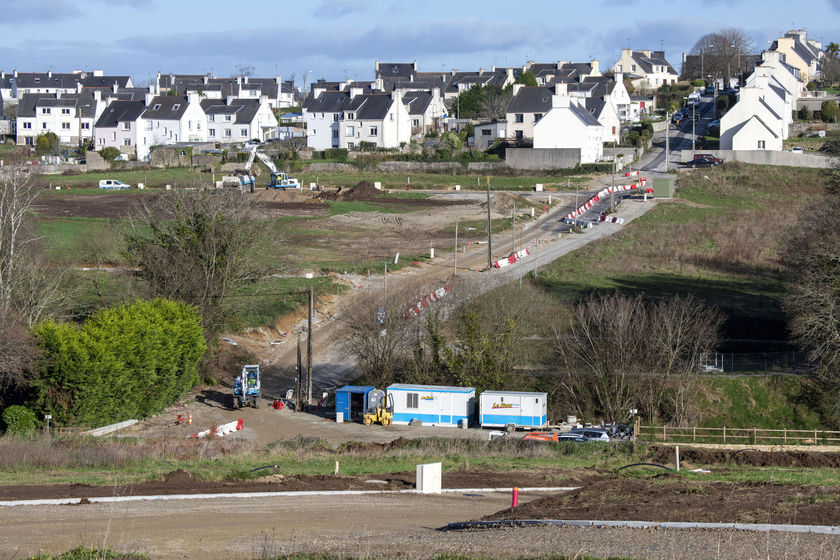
[363,390,394,426]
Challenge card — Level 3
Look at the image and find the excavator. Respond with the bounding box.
[245,146,300,189]
[363,389,394,426]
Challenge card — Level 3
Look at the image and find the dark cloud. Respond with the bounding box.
[315,0,367,19]
[829,0,840,11]
[1,0,81,25]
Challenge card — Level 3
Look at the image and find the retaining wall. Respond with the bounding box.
[505,148,581,170]
[680,149,840,168]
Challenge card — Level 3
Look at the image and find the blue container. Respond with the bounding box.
[334,385,375,423]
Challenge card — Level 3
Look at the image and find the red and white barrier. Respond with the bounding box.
[492,247,530,269]
[598,215,625,224]
[624,171,639,177]
[190,418,244,438]
[564,183,642,221]
[405,285,451,317]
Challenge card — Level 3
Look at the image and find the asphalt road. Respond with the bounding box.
[643,94,715,173]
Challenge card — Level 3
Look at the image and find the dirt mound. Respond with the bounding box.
[649,446,840,468]
[162,469,196,485]
[338,437,411,454]
[485,477,840,525]
[343,181,381,200]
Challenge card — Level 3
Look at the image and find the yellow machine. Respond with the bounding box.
[363,390,394,426]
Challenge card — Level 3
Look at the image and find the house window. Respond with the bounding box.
[123,138,131,146]
[42,108,50,114]
[617,65,623,72]
[112,131,116,140]
[347,113,354,120]
[515,130,523,141]
[61,122,70,130]
[482,129,491,136]
[42,123,47,129]
[209,129,216,137]
[407,393,419,409]
[209,115,215,122]
[196,122,201,130]
[164,127,168,134]
[389,113,394,121]
[333,114,340,122]
[61,108,70,115]
[153,104,161,110]
[98,138,104,145]
[758,140,766,149]
[535,113,543,122]
[348,142,355,148]
[412,119,419,127]
[123,122,130,130]
[172,104,180,111]
[632,64,637,72]
[225,128,232,137]
[332,129,339,139]
[187,121,192,130]
[146,122,153,130]
[225,115,232,122]
[81,122,90,130]
[346,126,355,137]
[23,122,32,129]
[515,114,524,123]
[250,90,257,96]
[369,126,378,136]
[240,129,248,137]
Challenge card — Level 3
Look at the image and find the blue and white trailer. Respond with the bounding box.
[479,391,548,431]
[387,384,475,427]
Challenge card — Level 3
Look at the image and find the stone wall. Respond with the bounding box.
[679,149,840,168]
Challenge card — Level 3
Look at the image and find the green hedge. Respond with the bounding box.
[2,405,36,435]
[30,299,205,427]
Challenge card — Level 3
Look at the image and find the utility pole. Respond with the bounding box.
[534,218,539,279]
[610,140,616,212]
[307,287,313,408]
[665,110,670,172]
[692,102,696,151]
[486,179,492,268]
[296,331,302,412]
[454,219,458,276]
[511,203,516,252]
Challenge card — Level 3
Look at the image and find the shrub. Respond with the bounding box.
[798,106,812,121]
[35,132,59,155]
[30,298,205,427]
[99,147,121,161]
[821,100,839,123]
[807,81,818,91]
[692,80,705,87]
[2,405,36,435]
[324,148,348,162]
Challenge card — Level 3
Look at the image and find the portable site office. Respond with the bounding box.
[479,391,548,430]
[334,385,374,423]
[387,384,475,427]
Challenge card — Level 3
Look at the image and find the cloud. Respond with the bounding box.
[0,0,81,24]
[829,0,840,11]
[314,0,367,19]
[99,0,149,7]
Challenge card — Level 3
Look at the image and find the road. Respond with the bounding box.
[643,94,715,173]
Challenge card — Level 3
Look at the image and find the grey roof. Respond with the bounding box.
[346,94,394,120]
[506,86,554,114]
[376,63,416,79]
[142,96,190,120]
[584,97,607,119]
[402,91,432,115]
[570,102,602,127]
[758,97,782,121]
[200,99,260,124]
[82,75,130,89]
[630,51,678,76]
[768,83,786,101]
[305,90,352,113]
[95,100,145,128]
[17,93,97,118]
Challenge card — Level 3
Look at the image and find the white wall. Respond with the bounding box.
[534,96,604,163]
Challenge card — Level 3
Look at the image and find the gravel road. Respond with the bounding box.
[3,492,838,559]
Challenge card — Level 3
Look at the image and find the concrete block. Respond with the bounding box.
[535,183,543,191]
[374,181,382,190]
[416,462,442,494]
[336,411,344,423]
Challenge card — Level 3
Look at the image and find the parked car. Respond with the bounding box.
[693,153,724,165]
[98,179,131,190]
[565,428,611,442]
[708,119,721,129]
[791,147,803,154]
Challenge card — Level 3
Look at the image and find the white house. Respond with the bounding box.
[505,85,554,142]
[94,100,145,155]
[610,50,679,90]
[337,92,411,149]
[769,29,823,84]
[303,90,353,150]
[720,79,786,151]
[402,88,447,134]
[1,70,131,106]
[473,121,507,150]
[15,92,103,146]
[201,98,278,143]
[138,93,206,160]
[533,85,604,164]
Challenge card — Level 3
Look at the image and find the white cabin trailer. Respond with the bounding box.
[479,391,548,430]
[387,384,475,427]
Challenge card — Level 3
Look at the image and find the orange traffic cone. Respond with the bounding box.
[188,413,193,425]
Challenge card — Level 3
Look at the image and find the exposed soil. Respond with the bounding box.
[649,446,840,468]
[33,192,158,218]
[484,477,840,525]
[0,468,579,502]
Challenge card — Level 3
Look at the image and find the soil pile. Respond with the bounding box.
[650,446,840,468]
[485,477,840,525]
[343,181,382,201]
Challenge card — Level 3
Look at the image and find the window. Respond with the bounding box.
[98,137,104,145]
[482,129,491,136]
[42,123,47,129]
[515,113,524,123]
[209,129,216,137]
[23,122,31,129]
[617,64,623,72]
[412,119,419,127]
[188,120,192,130]
[42,108,50,114]
[332,129,339,139]
[163,127,168,134]
[61,122,70,130]
[758,140,766,149]
[631,64,636,72]
[123,122,130,130]
[112,131,116,140]
[123,138,131,146]
[348,141,355,148]
[196,122,201,130]
[61,108,70,115]
[81,122,90,130]
[224,115,232,122]
[515,130,523,141]
[346,126,355,137]
[389,113,394,121]
[407,393,419,409]
[240,129,248,137]
[153,104,161,110]
[172,104,180,111]
[535,113,543,122]
[209,115,215,122]
[369,126,378,136]
[250,90,257,96]
[333,114,340,122]
[225,128,232,137]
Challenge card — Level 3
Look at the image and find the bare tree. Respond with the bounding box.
[124,189,269,335]
[480,87,513,121]
[0,311,41,401]
[690,28,755,81]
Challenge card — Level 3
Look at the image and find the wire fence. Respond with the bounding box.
[636,424,840,446]
[700,351,814,376]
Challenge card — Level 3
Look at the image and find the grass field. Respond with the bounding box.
[33,167,205,189]
[535,163,830,340]
[297,171,593,191]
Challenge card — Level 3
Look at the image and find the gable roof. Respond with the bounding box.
[142,96,191,120]
[304,90,352,113]
[17,93,97,118]
[402,91,433,115]
[569,102,603,127]
[95,100,145,128]
[346,94,394,120]
[630,51,678,76]
[376,63,416,79]
[200,98,261,124]
[506,86,554,114]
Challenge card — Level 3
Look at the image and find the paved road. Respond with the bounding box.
[643,94,715,173]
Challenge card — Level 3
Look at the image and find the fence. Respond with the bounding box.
[636,424,840,446]
[700,351,814,375]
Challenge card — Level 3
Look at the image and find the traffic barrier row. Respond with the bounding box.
[190,418,244,438]
[493,247,530,269]
[598,215,625,224]
[564,179,647,221]
[406,285,451,317]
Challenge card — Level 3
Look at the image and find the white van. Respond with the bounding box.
[98,179,131,190]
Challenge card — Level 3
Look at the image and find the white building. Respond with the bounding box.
[15,92,104,146]
[138,93,206,160]
[533,85,605,164]
[303,90,411,150]
[201,98,278,143]
[719,79,785,151]
[473,121,507,150]
[402,89,447,134]
[610,49,679,90]
[93,100,145,155]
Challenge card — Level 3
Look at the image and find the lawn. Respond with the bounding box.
[32,167,207,189]
[535,163,830,340]
[297,171,593,191]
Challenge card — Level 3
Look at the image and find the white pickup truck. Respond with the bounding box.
[98,179,131,190]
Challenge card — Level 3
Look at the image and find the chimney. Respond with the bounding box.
[203,75,209,84]
[506,68,514,82]
[432,87,441,99]
[552,94,571,109]
[413,60,417,71]
[653,50,665,59]
[187,91,200,105]
[350,87,363,98]
[48,70,52,78]
[738,85,763,105]
[145,92,155,106]
[512,83,524,96]
[225,94,235,105]
[13,69,18,78]
[391,90,402,102]
[375,61,380,72]
[76,82,82,93]
[275,75,281,85]
[237,76,242,86]
[479,68,485,76]
[614,72,624,85]
[621,48,632,59]
[56,91,61,99]
[762,50,782,66]
[243,76,248,84]
[554,83,568,96]
[640,50,652,57]
[590,59,600,76]
[93,90,101,102]
[93,70,103,77]
[112,81,119,94]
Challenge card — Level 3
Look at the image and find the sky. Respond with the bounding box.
[1,0,839,87]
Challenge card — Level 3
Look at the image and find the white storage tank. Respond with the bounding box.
[387,384,475,427]
[479,391,548,431]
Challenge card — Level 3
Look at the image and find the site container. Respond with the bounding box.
[387,384,475,427]
[479,391,548,430]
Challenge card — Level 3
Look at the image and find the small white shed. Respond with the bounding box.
[479,391,548,430]
[387,384,475,427]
